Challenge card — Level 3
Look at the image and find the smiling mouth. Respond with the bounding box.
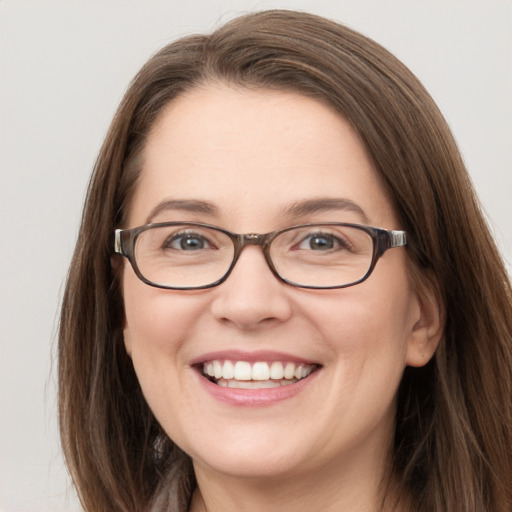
[200,360,319,389]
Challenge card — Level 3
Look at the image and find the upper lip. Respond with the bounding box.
[189,349,319,366]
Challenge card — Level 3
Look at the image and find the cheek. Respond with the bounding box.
[306,288,412,355]
[121,272,207,388]
[301,272,416,398]
[121,275,205,430]
[123,269,196,345]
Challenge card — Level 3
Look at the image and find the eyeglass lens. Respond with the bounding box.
[132,224,374,289]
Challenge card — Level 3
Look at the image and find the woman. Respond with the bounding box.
[58,10,512,512]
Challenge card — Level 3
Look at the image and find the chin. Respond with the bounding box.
[183,428,313,480]
[193,450,306,481]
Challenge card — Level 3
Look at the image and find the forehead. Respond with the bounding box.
[127,85,396,230]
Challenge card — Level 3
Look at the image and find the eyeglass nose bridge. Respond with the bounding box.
[232,232,273,251]
[241,232,265,244]
[228,232,278,279]
[231,231,271,257]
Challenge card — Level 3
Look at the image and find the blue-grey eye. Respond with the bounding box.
[298,233,340,250]
[166,233,211,250]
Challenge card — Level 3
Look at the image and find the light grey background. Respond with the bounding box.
[1,1,510,510]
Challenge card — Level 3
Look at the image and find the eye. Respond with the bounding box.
[164,232,213,251]
[296,232,349,251]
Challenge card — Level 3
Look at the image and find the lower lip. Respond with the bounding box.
[198,370,319,407]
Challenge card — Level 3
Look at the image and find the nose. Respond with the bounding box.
[210,245,293,330]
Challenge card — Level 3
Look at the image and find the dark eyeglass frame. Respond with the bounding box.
[114,222,407,290]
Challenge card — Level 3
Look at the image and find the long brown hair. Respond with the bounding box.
[59,10,512,511]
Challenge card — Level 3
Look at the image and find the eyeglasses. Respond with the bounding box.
[114,222,406,290]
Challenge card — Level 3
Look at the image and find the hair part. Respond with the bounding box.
[59,10,512,511]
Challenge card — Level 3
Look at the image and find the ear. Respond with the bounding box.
[406,275,445,367]
[111,254,122,273]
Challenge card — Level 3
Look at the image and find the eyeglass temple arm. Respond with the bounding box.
[389,230,407,248]
[114,229,124,255]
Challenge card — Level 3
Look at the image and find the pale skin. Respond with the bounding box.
[121,84,443,512]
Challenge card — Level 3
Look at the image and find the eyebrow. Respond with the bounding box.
[146,199,219,224]
[282,197,370,224]
[145,197,369,225]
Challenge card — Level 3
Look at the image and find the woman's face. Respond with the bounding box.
[122,85,436,483]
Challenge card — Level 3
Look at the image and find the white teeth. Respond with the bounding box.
[252,362,270,380]
[224,360,234,379]
[234,361,252,381]
[270,361,284,380]
[284,362,295,379]
[213,360,223,379]
[202,360,316,385]
[228,379,280,389]
[217,378,299,389]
